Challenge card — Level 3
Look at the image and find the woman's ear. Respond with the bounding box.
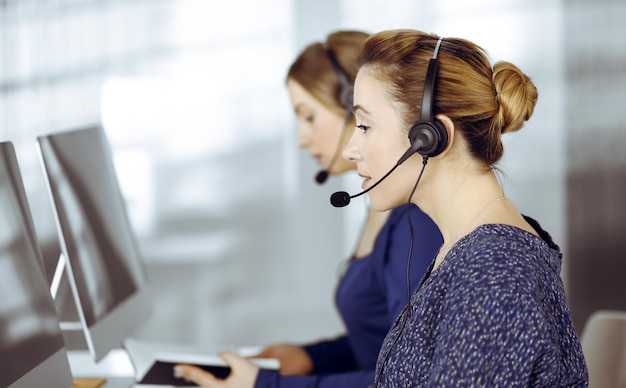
[434,114,455,158]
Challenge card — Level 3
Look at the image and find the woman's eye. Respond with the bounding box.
[305,115,314,123]
[356,124,370,132]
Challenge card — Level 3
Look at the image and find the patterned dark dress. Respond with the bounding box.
[374,221,588,387]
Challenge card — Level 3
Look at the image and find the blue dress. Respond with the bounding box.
[255,204,443,387]
[374,221,589,387]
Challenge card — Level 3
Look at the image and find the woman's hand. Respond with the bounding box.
[253,343,313,375]
[174,351,259,388]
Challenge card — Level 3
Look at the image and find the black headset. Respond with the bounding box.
[323,43,354,112]
[315,43,354,184]
[406,37,448,159]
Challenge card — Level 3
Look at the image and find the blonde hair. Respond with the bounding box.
[358,29,538,166]
[287,30,369,117]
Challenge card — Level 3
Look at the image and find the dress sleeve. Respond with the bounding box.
[302,335,357,374]
[254,368,374,388]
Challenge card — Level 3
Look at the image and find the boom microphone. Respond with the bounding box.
[330,137,428,207]
[315,169,330,184]
[315,110,353,184]
[330,163,400,207]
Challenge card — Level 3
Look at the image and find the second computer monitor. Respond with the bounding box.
[0,141,73,388]
[37,125,152,362]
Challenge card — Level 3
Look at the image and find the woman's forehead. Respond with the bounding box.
[355,70,406,121]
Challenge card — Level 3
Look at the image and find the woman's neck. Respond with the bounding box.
[418,168,506,249]
[416,167,538,268]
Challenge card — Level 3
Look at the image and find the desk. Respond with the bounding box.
[68,350,190,388]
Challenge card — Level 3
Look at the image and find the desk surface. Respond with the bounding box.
[68,350,188,388]
[73,376,137,388]
[68,343,263,387]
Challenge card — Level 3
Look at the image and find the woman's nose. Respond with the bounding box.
[342,131,360,162]
[297,127,312,148]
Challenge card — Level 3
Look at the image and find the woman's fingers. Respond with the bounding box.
[174,364,222,387]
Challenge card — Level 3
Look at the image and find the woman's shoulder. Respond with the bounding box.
[387,203,438,230]
[451,223,562,279]
[464,223,557,254]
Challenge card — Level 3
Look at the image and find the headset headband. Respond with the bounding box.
[323,43,351,87]
[420,37,444,123]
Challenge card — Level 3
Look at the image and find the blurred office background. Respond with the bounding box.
[1,0,624,350]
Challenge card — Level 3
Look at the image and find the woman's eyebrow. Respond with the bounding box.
[294,103,307,115]
[352,104,371,116]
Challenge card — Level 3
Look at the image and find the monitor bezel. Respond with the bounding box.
[8,349,74,388]
[0,141,74,388]
[37,125,152,362]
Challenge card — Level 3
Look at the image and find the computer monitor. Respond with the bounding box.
[37,125,152,362]
[0,141,74,388]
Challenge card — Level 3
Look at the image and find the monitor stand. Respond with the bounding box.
[50,252,95,352]
[50,252,83,331]
[51,254,133,387]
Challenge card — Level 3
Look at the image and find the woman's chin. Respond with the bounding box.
[368,196,401,212]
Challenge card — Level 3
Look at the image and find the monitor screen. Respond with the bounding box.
[37,125,152,362]
[0,141,73,388]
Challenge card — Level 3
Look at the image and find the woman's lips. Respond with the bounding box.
[359,173,372,190]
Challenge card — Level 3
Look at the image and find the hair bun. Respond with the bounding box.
[492,61,538,134]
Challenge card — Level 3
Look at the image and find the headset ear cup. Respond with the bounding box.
[324,43,354,111]
[428,119,448,157]
[408,119,448,158]
[339,84,354,111]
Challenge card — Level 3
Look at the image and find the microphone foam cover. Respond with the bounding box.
[330,191,350,207]
[315,170,329,184]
